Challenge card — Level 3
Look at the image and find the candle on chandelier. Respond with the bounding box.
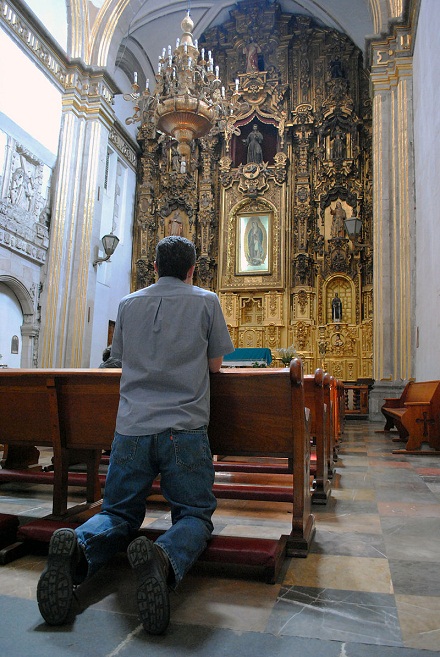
[235,78,239,91]
[201,48,205,61]
[146,78,149,90]
[215,65,219,78]
[134,71,138,84]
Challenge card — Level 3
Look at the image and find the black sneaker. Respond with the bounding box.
[37,528,78,625]
[127,536,170,635]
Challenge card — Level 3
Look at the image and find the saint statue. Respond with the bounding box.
[331,127,346,160]
[243,38,261,73]
[330,201,347,238]
[9,166,34,210]
[171,146,180,172]
[243,124,264,164]
[168,210,183,236]
[332,293,342,322]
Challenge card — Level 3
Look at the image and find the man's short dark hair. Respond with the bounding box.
[155,236,196,280]
[102,345,111,362]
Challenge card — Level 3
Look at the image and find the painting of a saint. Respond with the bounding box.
[237,214,270,274]
[247,219,264,265]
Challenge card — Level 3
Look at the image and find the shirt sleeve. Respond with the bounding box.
[207,295,234,359]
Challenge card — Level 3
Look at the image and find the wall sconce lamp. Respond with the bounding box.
[93,233,119,267]
[344,216,362,240]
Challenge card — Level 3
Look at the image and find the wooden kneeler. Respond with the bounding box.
[4,518,286,584]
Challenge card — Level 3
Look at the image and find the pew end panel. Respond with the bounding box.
[0,370,66,516]
[0,371,59,469]
[304,369,330,504]
[55,370,120,515]
[322,373,337,477]
[209,359,315,557]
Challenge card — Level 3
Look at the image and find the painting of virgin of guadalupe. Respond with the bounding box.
[237,213,271,274]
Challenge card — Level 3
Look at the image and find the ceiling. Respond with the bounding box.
[117,0,384,80]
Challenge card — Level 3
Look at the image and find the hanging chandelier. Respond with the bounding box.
[124,12,247,159]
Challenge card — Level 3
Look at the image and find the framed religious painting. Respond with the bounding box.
[236,212,272,275]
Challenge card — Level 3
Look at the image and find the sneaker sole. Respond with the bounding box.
[37,528,76,625]
[128,537,170,635]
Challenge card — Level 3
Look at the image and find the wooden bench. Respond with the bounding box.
[209,359,315,557]
[0,371,65,516]
[333,378,345,444]
[0,369,119,516]
[381,380,440,454]
[54,370,120,512]
[380,382,412,434]
[304,369,330,504]
[0,362,314,574]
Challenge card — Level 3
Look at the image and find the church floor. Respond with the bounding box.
[1,421,440,656]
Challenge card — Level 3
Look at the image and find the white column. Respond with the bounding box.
[369,25,416,419]
[40,73,116,367]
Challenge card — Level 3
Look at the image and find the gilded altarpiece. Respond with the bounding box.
[131,0,373,381]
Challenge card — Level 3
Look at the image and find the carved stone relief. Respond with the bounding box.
[0,136,51,265]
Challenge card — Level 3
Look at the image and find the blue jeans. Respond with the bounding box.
[75,427,217,587]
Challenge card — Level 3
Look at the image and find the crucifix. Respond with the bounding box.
[415,412,435,437]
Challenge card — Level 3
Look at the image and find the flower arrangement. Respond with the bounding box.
[276,344,297,365]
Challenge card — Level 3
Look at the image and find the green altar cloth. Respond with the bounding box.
[222,348,272,367]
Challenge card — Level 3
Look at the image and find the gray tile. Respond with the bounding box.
[389,560,440,596]
[309,529,387,558]
[267,587,402,646]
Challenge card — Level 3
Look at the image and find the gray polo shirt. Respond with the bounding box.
[111,277,234,435]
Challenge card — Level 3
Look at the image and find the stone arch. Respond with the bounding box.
[0,275,39,368]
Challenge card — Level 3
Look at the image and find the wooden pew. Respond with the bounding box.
[54,369,120,513]
[304,369,330,504]
[2,360,315,568]
[381,380,440,454]
[380,382,412,434]
[333,378,345,445]
[329,376,344,460]
[322,373,337,476]
[0,371,65,516]
[209,359,315,557]
[0,369,118,516]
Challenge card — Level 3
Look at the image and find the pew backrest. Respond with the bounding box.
[209,361,306,458]
[55,370,120,451]
[0,371,60,449]
[403,381,440,405]
[209,358,315,555]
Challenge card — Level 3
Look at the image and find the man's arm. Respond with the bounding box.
[209,356,224,373]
